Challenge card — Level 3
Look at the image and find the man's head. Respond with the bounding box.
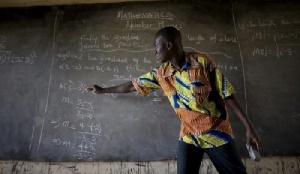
[154,26,183,63]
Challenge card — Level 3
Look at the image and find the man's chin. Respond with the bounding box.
[157,59,166,64]
[156,59,162,63]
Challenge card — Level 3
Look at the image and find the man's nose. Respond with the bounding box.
[154,50,157,54]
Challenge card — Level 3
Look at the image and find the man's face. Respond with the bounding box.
[154,35,169,63]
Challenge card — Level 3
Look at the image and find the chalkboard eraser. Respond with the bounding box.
[246,144,261,162]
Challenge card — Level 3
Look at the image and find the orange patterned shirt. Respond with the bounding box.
[132,52,235,148]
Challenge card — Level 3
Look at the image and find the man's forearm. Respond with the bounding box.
[225,95,253,130]
[102,81,136,93]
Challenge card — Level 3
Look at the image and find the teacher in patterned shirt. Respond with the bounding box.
[87,26,262,174]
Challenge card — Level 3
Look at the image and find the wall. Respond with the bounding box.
[1,157,300,174]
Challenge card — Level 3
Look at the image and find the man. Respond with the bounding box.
[87,26,262,174]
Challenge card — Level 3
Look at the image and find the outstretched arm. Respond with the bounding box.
[86,81,136,94]
[225,94,262,151]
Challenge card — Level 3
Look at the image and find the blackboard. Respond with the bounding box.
[0,1,299,162]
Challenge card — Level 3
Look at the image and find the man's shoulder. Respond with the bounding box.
[151,62,172,77]
[186,52,214,62]
[185,52,216,70]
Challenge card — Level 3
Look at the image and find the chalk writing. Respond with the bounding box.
[0,35,6,50]
[79,35,100,51]
[238,18,277,30]
[187,33,238,44]
[116,9,181,30]
[80,35,98,44]
[281,18,300,25]
[57,52,155,73]
[273,29,300,42]
[51,120,101,134]
[0,51,36,64]
[238,17,300,31]
[77,109,93,119]
[61,96,94,112]
[118,40,143,49]
[51,120,76,130]
[59,80,87,94]
[83,65,120,73]
[217,62,239,71]
[184,47,233,59]
[251,30,272,41]
[111,74,135,81]
[113,33,141,43]
[185,33,237,59]
[50,119,102,161]
[252,46,272,57]
[249,29,299,58]
[88,55,128,63]
[150,90,164,102]
[52,138,75,148]
[251,29,300,42]
[50,91,101,160]
[117,11,175,20]
[252,45,297,58]
[79,33,146,51]
[0,36,37,65]
[126,20,154,30]
[58,63,81,71]
[126,64,146,73]
[57,51,83,61]
[275,46,297,58]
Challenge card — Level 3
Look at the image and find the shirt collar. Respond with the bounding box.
[164,55,191,77]
[182,59,191,70]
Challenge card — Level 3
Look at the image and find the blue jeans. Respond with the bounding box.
[177,140,247,174]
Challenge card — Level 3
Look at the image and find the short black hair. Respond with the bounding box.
[155,26,182,44]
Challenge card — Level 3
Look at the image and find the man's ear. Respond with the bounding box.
[166,41,173,50]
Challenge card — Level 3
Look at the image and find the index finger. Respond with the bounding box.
[86,86,94,91]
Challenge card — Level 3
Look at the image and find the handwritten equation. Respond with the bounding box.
[238,17,300,58]
[59,80,87,94]
[53,77,164,160]
[0,51,36,64]
[0,35,37,65]
[57,49,154,74]
[50,93,100,161]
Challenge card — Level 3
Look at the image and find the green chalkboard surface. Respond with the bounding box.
[0,1,299,161]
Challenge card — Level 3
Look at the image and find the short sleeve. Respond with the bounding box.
[211,68,235,99]
[132,69,161,96]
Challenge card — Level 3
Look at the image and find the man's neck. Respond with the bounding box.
[170,51,185,70]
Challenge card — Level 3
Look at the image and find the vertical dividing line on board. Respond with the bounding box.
[37,8,59,152]
[230,0,248,114]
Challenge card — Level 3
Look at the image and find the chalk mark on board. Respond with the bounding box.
[231,0,248,114]
[79,47,232,58]
[0,50,11,53]
[80,48,155,53]
[183,47,232,59]
[29,94,39,151]
[37,9,59,153]
[291,113,300,118]
[29,124,35,151]
[78,132,101,136]
[277,43,300,45]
